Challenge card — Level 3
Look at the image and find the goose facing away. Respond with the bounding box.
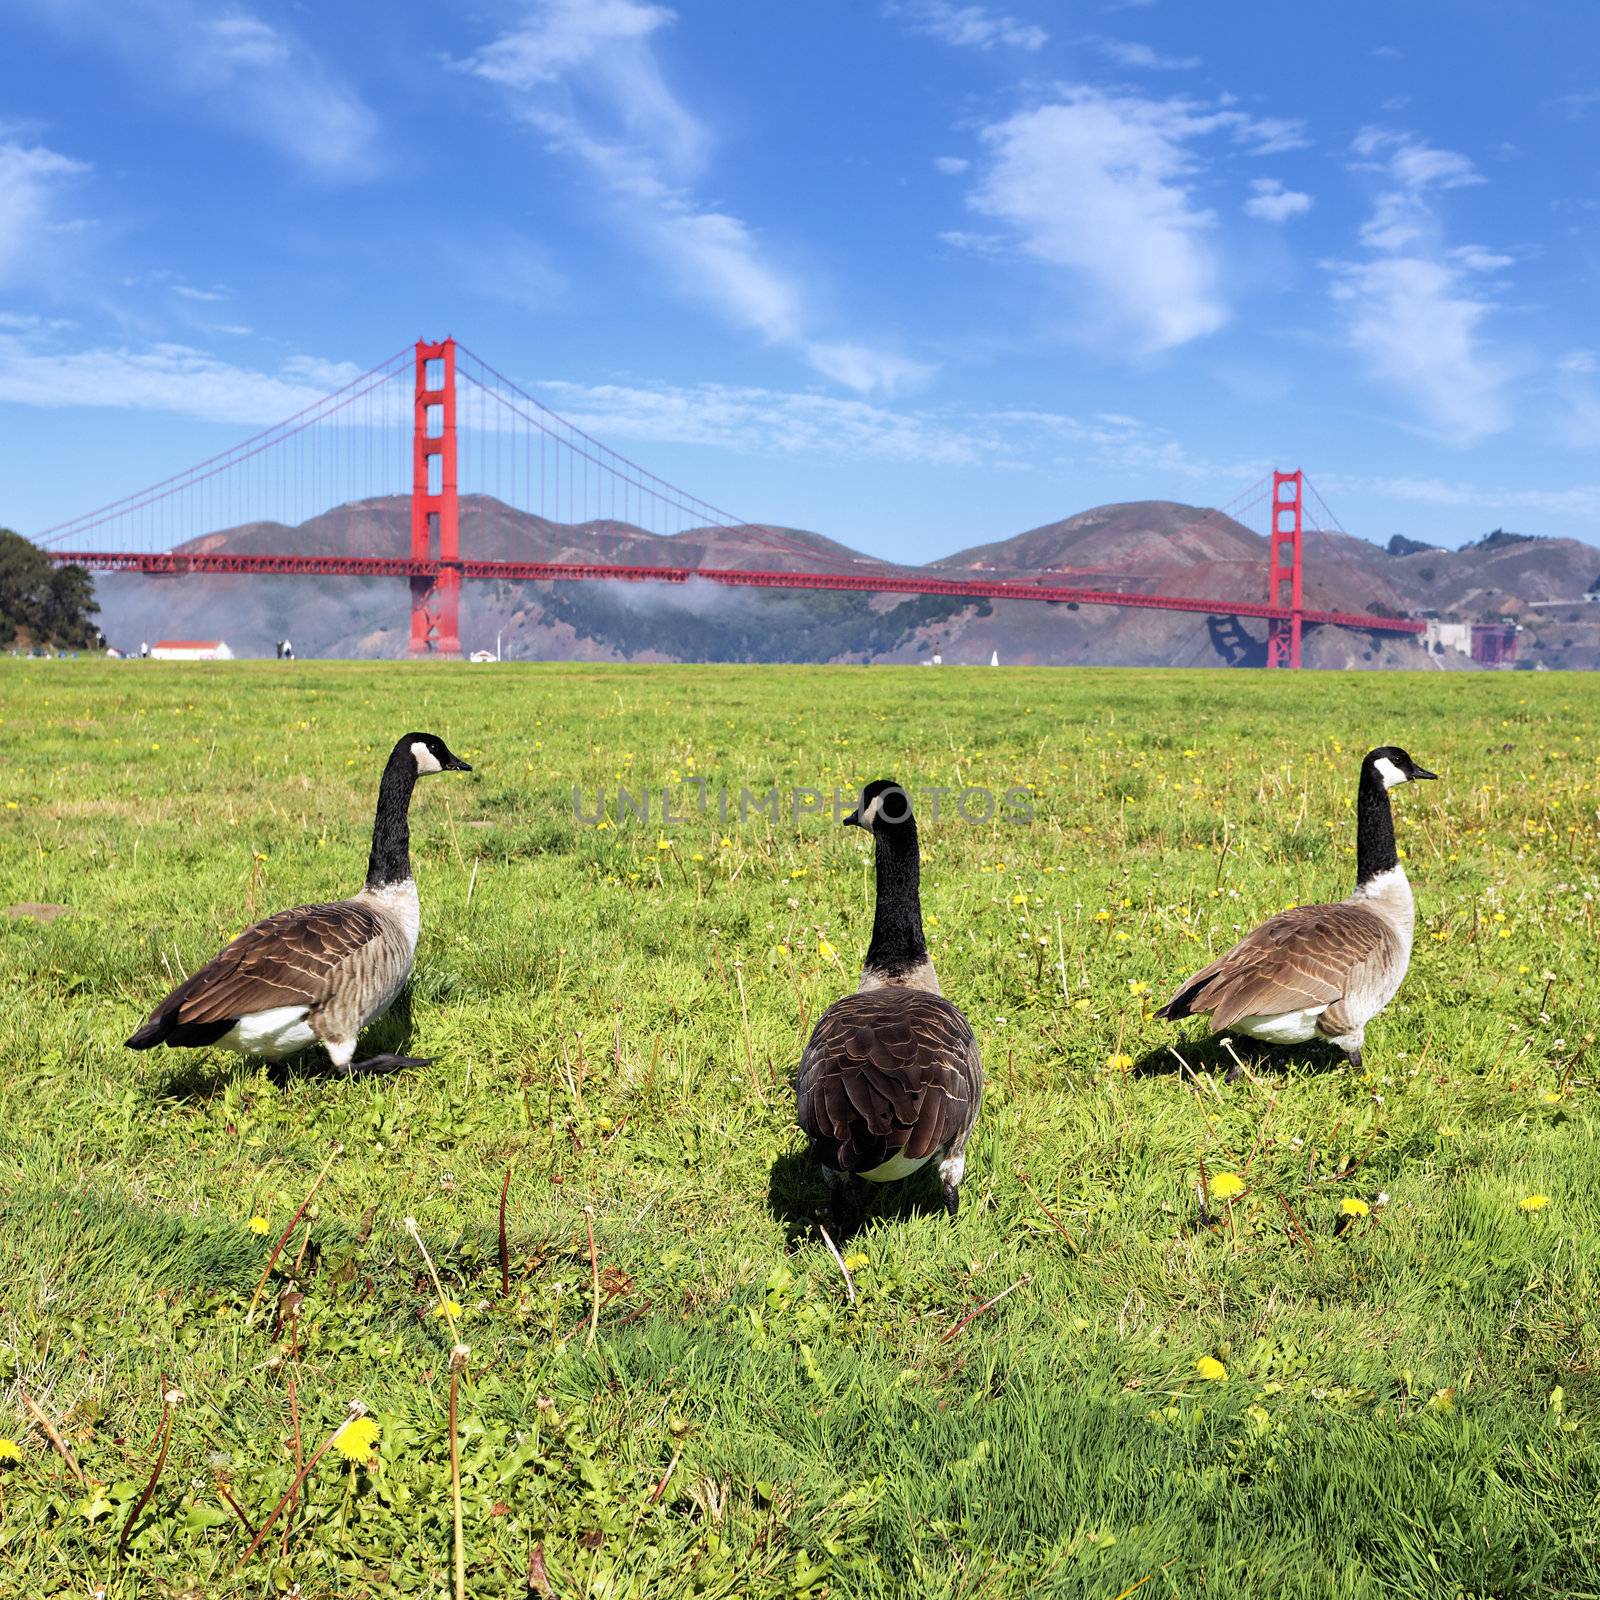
[1156,745,1437,1067]
[126,732,471,1075]
[795,780,982,1225]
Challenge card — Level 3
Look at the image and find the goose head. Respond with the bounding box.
[1364,746,1437,789]
[400,732,473,776]
[843,778,913,834]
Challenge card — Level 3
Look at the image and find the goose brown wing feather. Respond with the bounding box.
[142,901,387,1031]
[1158,903,1395,1031]
[796,989,981,1174]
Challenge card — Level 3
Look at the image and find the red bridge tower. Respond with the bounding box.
[1266,468,1304,669]
[410,338,461,655]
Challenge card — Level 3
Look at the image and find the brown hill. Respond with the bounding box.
[85,496,1600,668]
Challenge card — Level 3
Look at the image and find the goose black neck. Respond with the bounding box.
[864,820,928,977]
[1355,765,1398,885]
[365,747,418,889]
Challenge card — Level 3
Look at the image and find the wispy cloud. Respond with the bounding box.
[1090,37,1201,71]
[532,373,1254,485]
[462,1,929,397]
[17,0,378,178]
[0,140,89,288]
[0,327,348,424]
[1330,128,1511,441]
[1325,472,1600,529]
[962,91,1306,356]
[1244,177,1311,223]
[889,2,1047,52]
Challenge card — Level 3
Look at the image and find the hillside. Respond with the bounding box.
[86,495,1600,667]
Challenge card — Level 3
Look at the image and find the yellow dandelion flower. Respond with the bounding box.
[656,837,673,852]
[842,1252,869,1271]
[333,1417,380,1462]
[248,1215,272,1235]
[1195,1356,1228,1382]
[0,1438,21,1462]
[433,1298,464,1319]
[1093,909,1111,922]
[1518,1194,1550,1212]
[1106,1053,1134,1072]
[1210,1172,1246,1201]
[1340,1198,1370,1218]
[818,937,838,961]
[1127,980,1150,996]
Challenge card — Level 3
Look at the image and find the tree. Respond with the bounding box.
[0,528,100,649]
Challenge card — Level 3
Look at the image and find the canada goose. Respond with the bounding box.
[795,780,982,1227]
[1156,746,1437,1068]
[126,732,471,1075]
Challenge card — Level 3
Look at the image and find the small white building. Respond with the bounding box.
[150,639,234,661]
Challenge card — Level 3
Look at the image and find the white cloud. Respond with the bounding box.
[0,141,89,287]
[1244,177,1311,222]
[1326,472,1600,526]
[1559,349,1598,376]
[933,155,971,175]
[532,373,1254,483]
[1328,257,1510,440]
[17,0,378,178]
[1092,38,1201,71]
[1331,127,1511,441]
[890,2,1047,52]
[0,332,344,424]
[964,90,1307,355]
[171,283,229,303]
[461,1,927,396]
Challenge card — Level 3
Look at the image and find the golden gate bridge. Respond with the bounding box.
[36,338,1424,668]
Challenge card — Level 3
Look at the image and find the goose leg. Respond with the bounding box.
[937,1150,966,1224]
[340,1052,433,1076]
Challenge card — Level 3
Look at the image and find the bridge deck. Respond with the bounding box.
[48,549,1425,635]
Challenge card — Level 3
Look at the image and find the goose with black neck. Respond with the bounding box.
[796,780,983,1231]
[126,732,471,1076]
[1156,746,1437,1069]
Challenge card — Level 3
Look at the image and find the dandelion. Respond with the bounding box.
[1127,980,1150,996]
[842,1252,869,1271]
[0,1439,21,1462]
[1340,1198,1370,1218]
[332,1417,380,1463]
[1210,1172,1245,1202]
[818,937,837,961]
[1106,1053,1134,1072]
[1518,1194,1550,1212]
[248,1215,271,1235]
[1093,909,1111,922]
[433,1299,465,1319]
[1195,1356,1227,1382]
[656,837,672,852]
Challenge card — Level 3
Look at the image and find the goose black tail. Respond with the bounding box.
[1155,980,1210,1023]
[126,1011,235,1050]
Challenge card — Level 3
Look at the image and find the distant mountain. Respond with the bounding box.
[86,495,1600,668]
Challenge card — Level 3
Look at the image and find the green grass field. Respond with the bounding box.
[1,661,1598,1599]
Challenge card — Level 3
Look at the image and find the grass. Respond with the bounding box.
[0,659,1597,1599]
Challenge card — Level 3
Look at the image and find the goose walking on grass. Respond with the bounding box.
[796,780,982,1229]
[1156,745,1437,1068]
[126,732,471,1075]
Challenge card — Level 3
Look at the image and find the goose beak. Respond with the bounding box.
[842,808,863,829]
[445,755,473,773]
[1411,766,1437,781]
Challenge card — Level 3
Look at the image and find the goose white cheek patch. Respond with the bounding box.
[411,741,443,774]
[1373,756,1407,789]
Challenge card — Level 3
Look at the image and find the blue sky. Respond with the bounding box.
[3,0,1599,560]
